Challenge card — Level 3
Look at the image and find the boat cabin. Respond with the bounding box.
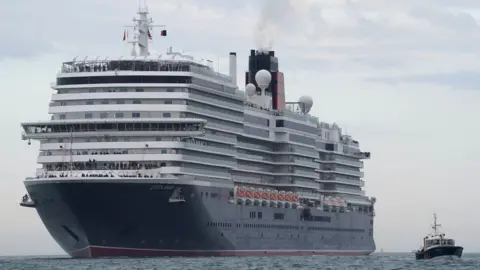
[424,235,455,248]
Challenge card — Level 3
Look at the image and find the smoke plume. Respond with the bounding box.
[254,0,295,52]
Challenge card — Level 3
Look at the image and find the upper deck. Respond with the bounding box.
[58,57,233,84]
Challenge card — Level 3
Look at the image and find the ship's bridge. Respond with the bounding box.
[21,118,206,140]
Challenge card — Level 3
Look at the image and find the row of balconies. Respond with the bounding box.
[315,167,364,178]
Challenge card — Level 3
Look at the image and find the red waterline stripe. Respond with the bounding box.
[70,246,374,258]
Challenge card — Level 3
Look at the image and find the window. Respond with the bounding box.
[305,215,331,222]
[163,113,171,118]
[119,88,128,92]
[132,112,141,118]
[101,100,109,104]
[59,114,66,120]
[89,89,96,93]
[244,126,269,137]
[85,113,93,119]
[164,100,172,104]
[116,100,125,104]
[276,120,317,134]
[274,213,284,220]
[245,114,269,126]
[100,112,108,119]
[167,88,174,92]
[115,112,124,118]
[86,100,94,105]
[258,212,262,219]
[135,88,144,92]
[289,134,315,145]
[133,100,142,104]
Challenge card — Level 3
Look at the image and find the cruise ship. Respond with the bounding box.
[19,5,376,258]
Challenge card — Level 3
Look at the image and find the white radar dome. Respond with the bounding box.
[245,83,256,97]
[255,69,272,90]
[298,95,313,113]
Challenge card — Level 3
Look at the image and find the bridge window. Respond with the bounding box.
[85,113,92,119]
[132,112,140,118]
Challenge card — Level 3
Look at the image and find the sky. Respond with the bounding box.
[1,0,480,256]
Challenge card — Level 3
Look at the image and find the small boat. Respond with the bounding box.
[415,213,463,260]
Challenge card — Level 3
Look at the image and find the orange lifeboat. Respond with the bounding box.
[236,188,245,197]
[261,192,269,200]
[253,191,261,199]
[245,190,253,198]
[269,192,277,200]
[277,193,285,201]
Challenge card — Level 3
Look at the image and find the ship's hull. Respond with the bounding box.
[415,246,463,260]
[25,179,376,258]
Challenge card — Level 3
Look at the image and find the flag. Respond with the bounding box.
[148,29,152,40]
[161,30,167,36]
[123,30,127,41]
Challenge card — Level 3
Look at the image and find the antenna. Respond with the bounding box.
[431,213,441,235]
[124,2,167,57]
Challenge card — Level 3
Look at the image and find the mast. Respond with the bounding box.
[431,213,441,235]
[124,1,166,57]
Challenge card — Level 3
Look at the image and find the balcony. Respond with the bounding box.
[316,178,365,187]
[183,142,236,156]
[321,187,365,196]
[188,93,243,111]
[334,168,364,177]
[187,105,244,123]
[319,157,363,168]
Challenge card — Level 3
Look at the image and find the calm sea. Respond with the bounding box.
[0,253,478,270]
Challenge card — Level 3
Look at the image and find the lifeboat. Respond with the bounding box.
[261,191,269,200]
[278,193,285,201]
[236,188,246,198]
[269,192,277,200]
[253,191,261,199]
[245,190,253,198]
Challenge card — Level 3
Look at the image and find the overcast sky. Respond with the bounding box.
[1,0,480,256]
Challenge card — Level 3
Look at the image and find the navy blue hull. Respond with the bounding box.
[25,179,375,258]
[415,246,463,260]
